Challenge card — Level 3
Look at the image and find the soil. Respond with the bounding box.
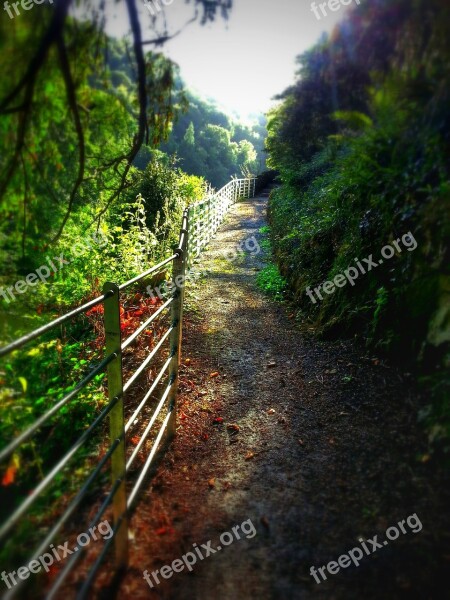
[98,188,449,600]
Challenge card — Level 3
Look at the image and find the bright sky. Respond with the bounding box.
[102,0,353,120]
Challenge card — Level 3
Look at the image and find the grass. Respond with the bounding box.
[256,264,287,301]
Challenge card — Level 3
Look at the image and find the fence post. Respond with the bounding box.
[103,282,128,570]
[197,205,202,256]
[187,206,194,270]
[206,200,211,244]
[168,214,188,439]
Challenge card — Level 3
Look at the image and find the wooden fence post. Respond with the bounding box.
[168,213,188,438]
[103,282,128,569]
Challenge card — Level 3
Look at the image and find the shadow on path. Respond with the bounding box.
[114,190,449,600]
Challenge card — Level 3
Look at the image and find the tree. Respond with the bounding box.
[183,121,195,146]
[0,0,233,249]
[236,140,257,174]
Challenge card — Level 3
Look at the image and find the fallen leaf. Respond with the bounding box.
[210,371,220,378]
[155,527,168,535]
[261,516,270,528]
[227,423,240,432]
[245,451,255,460]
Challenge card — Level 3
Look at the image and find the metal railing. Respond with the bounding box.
[0,176,256,598]
[187,176,256,268]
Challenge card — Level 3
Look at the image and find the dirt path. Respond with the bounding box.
[113,190,449,600]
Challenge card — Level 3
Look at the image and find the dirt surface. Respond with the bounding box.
[108,190,449,600]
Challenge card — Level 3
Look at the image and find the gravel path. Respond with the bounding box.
[112,190,449,600]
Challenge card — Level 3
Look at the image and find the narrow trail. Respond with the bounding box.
[115,189,448,600]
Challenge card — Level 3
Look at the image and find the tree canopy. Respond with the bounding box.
[0,0,233,247]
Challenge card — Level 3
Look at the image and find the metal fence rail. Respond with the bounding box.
[0,176,256,599]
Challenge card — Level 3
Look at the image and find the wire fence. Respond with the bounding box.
[0,176,257,599]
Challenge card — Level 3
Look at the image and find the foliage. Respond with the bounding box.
[256,226,286,301]
[266,0,450,449]
[256,264,287,301]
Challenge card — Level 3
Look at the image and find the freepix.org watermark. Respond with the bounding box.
[143,0,174,16]
[1,520,113,590]
[310,513,423,584]
[305,231,418,305]
[0,231,108,305]
[311,0,361,21]
[143,518,257,589]
[3,0,53,19]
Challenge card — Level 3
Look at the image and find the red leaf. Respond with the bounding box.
[2,466,17,486]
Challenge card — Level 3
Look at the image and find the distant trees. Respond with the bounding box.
[161,92,265,188]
